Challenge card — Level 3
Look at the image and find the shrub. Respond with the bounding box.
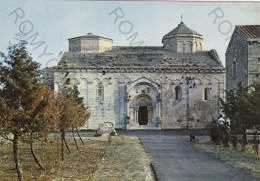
[209,122,222,144]
[209,121,230,146]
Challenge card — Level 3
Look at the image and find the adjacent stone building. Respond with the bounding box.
[44,21,225,130]
[226,25,260,91]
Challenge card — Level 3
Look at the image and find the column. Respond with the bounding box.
[147,107,151,124]
[136,109,139,123]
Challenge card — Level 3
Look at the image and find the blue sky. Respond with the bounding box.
[0,1,259,68]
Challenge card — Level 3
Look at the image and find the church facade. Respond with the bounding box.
[44,22,225,130]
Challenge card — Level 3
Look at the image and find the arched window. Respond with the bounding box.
[179,42,185,53]
[232,58,237,77]
[185,41,192,53]
[175,86,182,100]
[204,88,210,101]
[195,42,198,51]
[96,84,104,100]
[199,42,202,51]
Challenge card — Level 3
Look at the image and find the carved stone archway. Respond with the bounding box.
[126,77,161,129]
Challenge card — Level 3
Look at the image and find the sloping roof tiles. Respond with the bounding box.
[57,46,224,69]
[68,32,113,40]
[162,22,202,41]
[237,25,260,38]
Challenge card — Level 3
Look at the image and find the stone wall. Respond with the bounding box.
[226,28,260,90]
[248,41,260,85]
[226,28,248,91]
[163,35,203,53]
[68,34,112,54]
[49,68,224,130]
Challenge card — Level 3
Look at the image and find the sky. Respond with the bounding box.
[0,0,260,68]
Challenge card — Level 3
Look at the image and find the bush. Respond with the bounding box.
[209,121,230,146]
[230,135,238,149]
[209,122,222,144]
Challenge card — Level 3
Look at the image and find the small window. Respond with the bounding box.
[232,58,237,77]
[179,42,185,53]
[96,84,104,100]
[141,90,145,93]
[204,88,210,101]
[175,86,182,100]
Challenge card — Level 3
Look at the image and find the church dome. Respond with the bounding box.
[162,21,203,53]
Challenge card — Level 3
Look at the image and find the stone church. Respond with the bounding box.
[226,25,260,91]
[44,21,225,130]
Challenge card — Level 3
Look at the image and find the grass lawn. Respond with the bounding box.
[194,139,260,179]
[0,135,154,181]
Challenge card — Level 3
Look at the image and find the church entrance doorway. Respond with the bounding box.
[138,106,148,125]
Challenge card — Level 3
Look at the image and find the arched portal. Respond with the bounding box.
[126,77,161,129]
[134,94,153,125]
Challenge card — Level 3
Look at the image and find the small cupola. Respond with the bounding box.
[162,21,203,53]
[68,33,113,53]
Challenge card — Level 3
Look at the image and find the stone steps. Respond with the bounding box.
[129,125,160,130]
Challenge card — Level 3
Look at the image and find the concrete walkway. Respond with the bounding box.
[118,130,259,181]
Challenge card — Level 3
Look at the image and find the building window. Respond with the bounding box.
[179,41,185,53]
[204,88,210,101]
[96,84,104,100]
[175,86,182,100]
[186,41,192,53]
[232,58,237,77]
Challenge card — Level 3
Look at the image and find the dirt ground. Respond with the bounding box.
[0,135,155,181]
[93,136,155,181]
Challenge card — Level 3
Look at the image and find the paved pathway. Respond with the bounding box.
[118,130,259,181]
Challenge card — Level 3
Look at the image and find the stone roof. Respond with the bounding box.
[163,22,202,41]
[56,46,224,69]
[68,32,113,40]
[237,25,260,38]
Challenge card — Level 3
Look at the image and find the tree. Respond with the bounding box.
[220,82,253,144]
[56,85,90,159]
[72,85,90,147]
[248,82,260,131]
[0,40,41,180]
[0,40,59,180]
[24,85,59,169]
[56,88,76,160]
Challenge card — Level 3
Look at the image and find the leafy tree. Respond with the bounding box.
[56,88,76,160]
[0,40,41,180]
[0,40,59,180]
[220,82,253,144]
[56,85,90,159]
[73,85,84,108]
[248,82,260,131]
[24,85,59,169]
[72,85,90,147]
